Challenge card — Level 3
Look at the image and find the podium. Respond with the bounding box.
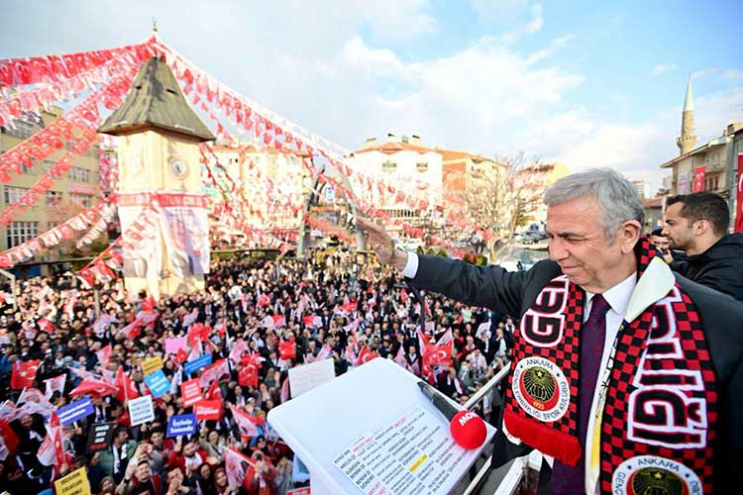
[267,358,496,494]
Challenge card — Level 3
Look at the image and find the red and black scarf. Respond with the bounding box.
[503,237,718,493]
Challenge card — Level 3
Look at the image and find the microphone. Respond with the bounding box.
[417,380,487,450]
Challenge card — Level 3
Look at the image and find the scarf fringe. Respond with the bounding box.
[504,409,582,466]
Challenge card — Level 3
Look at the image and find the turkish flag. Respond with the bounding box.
[238,365,258,388]
[279,340,296,361]
[175,348,188,365]
[0,419,19,458]
[37,317,54,333]
[70,378,118,398]
[141,295,157,313]
[342,301,358,314]
[115,367,140,402]
[188,323,211,347]
[735,155,743,232]
[205,380,223,402]
[11,360,40,389]
[50,413,66,472]
[423,344,452,367]
[302,315,320,327]
[119,319,142,340]
[693,165,706,192]
[357,347,379,365]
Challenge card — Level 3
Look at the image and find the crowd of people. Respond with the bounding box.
[2,186,741,495]
[0,248,514,495]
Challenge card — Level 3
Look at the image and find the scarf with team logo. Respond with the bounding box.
[502,237,718,493]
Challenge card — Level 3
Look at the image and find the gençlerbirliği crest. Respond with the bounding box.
[612,456,702,495]
[512,356,570,422]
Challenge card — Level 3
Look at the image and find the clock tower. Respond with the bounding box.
[99,56,215,298]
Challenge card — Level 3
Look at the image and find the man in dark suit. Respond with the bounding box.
[358,168,743,494]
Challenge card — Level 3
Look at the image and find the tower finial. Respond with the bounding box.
[152,17,158,33]
[677,75,698,155]
[683,74,694,112]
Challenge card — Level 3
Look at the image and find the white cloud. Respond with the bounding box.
[329,35,584,152]
[3,0,739,200]
[470,0,530,24]
[361,0,438,40]
[651,63,676,76]
[525,4,544,34]
[470,1,543,40]
[518,86,743,194]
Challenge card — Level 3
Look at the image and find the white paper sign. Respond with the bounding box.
[288,358,336,398]
[128,396,155,426]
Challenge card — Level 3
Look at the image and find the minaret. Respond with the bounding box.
[676,76,698,155]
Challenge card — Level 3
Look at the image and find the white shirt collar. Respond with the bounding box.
[585,272,637,318]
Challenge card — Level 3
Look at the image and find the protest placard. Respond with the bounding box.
[141,356,163,376]
[287,488,311,495]
[86,422,114,452]
[143,369,170,398]
[167,413,197,438]
[180,378,203,407]
[128,395,154,426]
[288,358,335,398]
[194,399,222,420]
[165,337,188,355]
[57,397,94,426]
[54,467,91,495]
[184,354,212,375]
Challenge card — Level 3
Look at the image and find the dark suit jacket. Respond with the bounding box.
[409,254,743,488]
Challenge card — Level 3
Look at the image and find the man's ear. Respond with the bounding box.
[693,219,710,237]
[619,220,642,254]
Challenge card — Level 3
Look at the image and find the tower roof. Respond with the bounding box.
[683,76,694,112]
[98,57,215,142]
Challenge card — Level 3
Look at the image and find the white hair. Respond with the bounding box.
[543,168,644,240]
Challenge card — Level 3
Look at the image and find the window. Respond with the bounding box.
[6,221,38,248]
[1,121,35,140]
[86,146,100,159]
[46,191,63,205]
[382,161,397,173]
[3,186,29,204]
[70,193,93,207]
[416,162,428,173]
[47,221,60,230]
[70,167,91,182]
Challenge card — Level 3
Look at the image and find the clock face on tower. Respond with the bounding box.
[170,158,189,178]
[129,158,142,176]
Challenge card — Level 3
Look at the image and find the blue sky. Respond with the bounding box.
[2,0,741,192]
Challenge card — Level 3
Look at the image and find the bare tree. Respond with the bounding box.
[45,199,85,256]
[442,152,547,262]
